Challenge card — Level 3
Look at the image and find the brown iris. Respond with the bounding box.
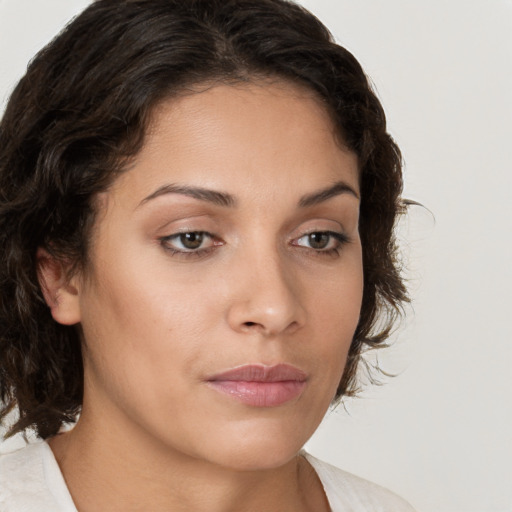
[307,232,330,249]
[180,232,204,250]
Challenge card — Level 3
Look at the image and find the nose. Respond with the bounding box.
[226,249,306,337]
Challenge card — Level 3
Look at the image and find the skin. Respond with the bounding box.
[41,81,363,512]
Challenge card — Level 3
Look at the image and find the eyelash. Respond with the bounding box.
[159,230,350,259]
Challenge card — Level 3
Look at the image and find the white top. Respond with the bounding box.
[0,442,416,511]
[303,452,416,511]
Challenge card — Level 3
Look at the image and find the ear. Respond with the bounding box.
[36,248,81,325]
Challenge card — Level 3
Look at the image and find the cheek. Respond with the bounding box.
[308,257,363,370]
[78,244,225,396]
[309,254,364,332]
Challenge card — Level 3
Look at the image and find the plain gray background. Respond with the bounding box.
[1,1,511,511]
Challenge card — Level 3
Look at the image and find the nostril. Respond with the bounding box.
[244,322,257,327]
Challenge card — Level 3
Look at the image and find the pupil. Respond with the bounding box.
[309,233,329,249]
[181,232,203,249]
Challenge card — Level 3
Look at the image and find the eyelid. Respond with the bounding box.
[150,212,217,234]
[293,229,348,242]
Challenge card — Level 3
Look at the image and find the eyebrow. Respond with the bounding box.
[298,181,360,207]
[139,183,236,208]
[138,180,359,209]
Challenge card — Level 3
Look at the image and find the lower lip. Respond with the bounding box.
[207,380,306,407]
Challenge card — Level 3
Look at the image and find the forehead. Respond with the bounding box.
[106,80,359,208]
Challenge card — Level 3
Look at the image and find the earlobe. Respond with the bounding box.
[36,248,81,326]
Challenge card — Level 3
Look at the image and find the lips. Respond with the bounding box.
[206,364,307,407]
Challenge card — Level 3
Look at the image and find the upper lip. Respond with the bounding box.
[207,364,307,382]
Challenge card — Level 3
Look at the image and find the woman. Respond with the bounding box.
[0,0,414,510]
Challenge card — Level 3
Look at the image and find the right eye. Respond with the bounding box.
[160,231,221,255]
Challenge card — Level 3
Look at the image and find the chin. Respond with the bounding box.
[213,446,302,472]
[195,422,311,472]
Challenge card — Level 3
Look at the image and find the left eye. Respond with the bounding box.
[161,231,216,252]
[294,231,347,251]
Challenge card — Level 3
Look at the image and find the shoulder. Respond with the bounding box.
[0,441,64,511]
[303,452,417,512]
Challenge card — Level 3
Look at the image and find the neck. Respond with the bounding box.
[49,408,328,512]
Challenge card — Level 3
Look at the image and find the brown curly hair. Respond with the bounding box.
[0,0,408,440]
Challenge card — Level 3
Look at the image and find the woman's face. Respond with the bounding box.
[73,82,363,470]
